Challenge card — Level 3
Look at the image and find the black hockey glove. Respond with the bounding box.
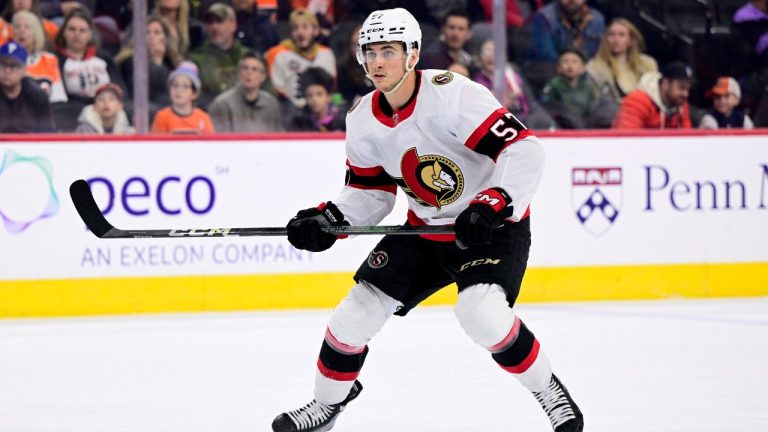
[455,188,514,249]
[286,201,349,252]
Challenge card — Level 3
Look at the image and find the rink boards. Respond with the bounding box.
[1,131,767,317]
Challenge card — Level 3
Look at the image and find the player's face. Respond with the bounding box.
[13,0,32,12]
[363,43,408,92]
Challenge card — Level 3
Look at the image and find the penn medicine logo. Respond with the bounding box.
[572,167,622,236]
[395,147,464,209]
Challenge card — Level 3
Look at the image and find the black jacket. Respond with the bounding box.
[0,77,56,133]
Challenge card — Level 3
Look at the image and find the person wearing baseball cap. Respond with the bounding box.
[190,2,251,107]
[700,76,754,129]
[0,41,56,132]
[613,61,693,129]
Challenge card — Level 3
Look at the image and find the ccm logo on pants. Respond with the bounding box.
[460,258,501,271]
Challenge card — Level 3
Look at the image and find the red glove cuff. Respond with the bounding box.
[469,188,512,214]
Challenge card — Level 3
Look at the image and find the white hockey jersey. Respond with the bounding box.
[335,69,545,240]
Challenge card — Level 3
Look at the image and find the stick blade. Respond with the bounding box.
[69,179,114,238]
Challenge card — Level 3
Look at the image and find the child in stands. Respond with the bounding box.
[151,61,214,134]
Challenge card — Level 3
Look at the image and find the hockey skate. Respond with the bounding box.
[533,374,584,432]
[272,380,363,432]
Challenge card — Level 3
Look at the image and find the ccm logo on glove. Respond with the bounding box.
[454,187,514,249]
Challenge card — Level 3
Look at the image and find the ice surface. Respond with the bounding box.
[0,298,766,432]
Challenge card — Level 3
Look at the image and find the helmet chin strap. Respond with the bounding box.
[383,57,417,95]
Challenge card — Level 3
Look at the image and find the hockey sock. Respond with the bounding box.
[490,317,552,393]
[314,327,369,404]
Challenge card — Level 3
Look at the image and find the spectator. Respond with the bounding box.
[541,48,613,128]
[151,61,214,134]
[208,51,283,133]
[732,0,768,73]
[1,0,58,44]
[419,9,472,70]
[473,39,555,130]
[291,0,336,43]
[476,0,524,29]
[0,15,8,46]
[530,0,605,63]
[289,66,345,131]
[613,61,693,129]
[152,0,203,55]
[115,15,181,114]
[12,10,66,102]
[447,62,470,78]
[699,77,755,130]
[265,8,335,108]
[232,0,279,54]
[39,0,95,20]
[190,3,251,108]
[0,41,55,132]
[54,8,123,106]
[75,82,134,134]
[740,66,768,127]
[336,23,373,105]
[587,18,658,103]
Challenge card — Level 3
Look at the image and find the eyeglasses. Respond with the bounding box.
[0,62,23,71]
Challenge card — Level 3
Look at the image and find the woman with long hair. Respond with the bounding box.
[12,10,66,102]
[1,0,58,45]
[53,7,124,130]
[152,0,192,55]
[115,15,181,114]
[586,18,657,102]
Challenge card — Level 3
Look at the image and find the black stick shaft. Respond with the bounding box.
[69,179,454,239]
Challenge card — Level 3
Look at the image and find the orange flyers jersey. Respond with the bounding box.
[151,107,215,135]
[26,52,67,102]
[335,69,544,229]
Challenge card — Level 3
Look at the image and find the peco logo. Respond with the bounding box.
[0,150,60,234]
[571,167,622,236]
[85,175,216,217]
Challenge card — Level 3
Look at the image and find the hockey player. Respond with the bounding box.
[273,8,584,432]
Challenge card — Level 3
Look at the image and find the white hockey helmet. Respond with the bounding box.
[356,8,422,66]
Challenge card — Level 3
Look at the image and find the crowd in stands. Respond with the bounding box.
[0,0,764,134]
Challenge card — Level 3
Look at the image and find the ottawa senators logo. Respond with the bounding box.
[367,250,389,269]
[393,148,464,209]
[431,71,454,85]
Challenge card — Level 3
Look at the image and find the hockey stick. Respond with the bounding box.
[69,179,454,239]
